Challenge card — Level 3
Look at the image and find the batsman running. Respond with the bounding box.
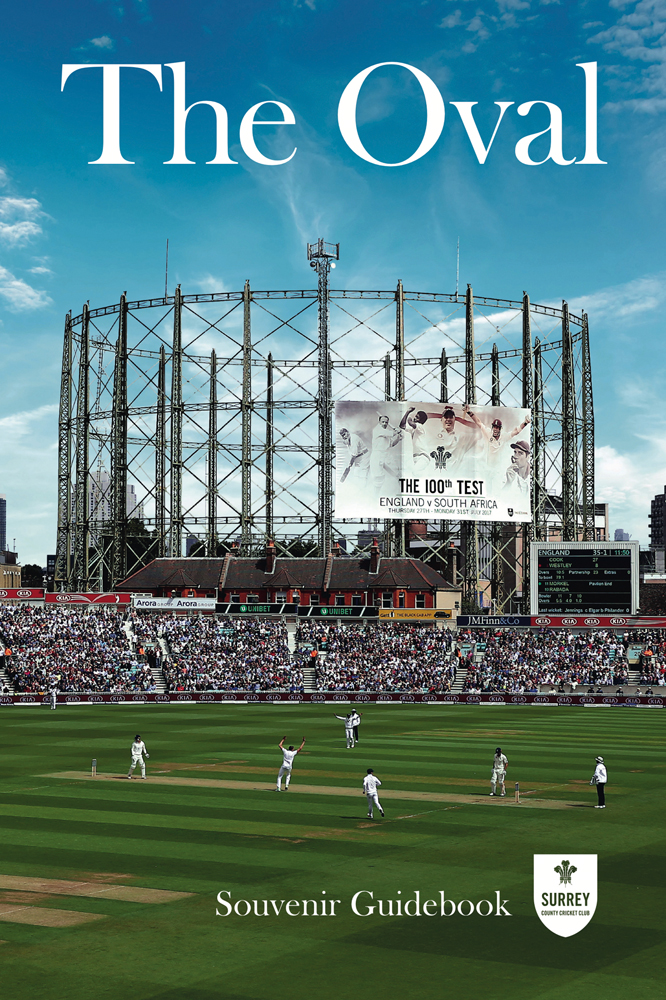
[127,734,150,779]
[490,746,508,796]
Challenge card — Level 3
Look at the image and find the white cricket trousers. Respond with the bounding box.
[366,792,383,817]
[344,729,354,748]
[129,755,146,777]
[277,765,292,789]
[491,769,505,793]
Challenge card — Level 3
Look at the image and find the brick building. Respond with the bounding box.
[119,539,460,615]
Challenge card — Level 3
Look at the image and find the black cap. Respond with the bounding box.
[367,768,374,773]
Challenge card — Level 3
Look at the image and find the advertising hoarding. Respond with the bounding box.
[335,401,531,522]
[45,593,132,605]
[131,596,217,611]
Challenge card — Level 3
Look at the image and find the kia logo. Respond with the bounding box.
[648,698,663,706]
[288,695,303,702]
[557,696,572,704]
[584,618,601,626]
[245,694,260,702]
[401,695,415,702]
[511,696,526,703]
[17,590,33,597]
[309,695,325,702]
[534,617,551,625]
[603,697,618,704]
[489,696,505,702]
[561,618,578,625]
[0,590,7,597]
[610,618,628,625]
[444,695,459,703]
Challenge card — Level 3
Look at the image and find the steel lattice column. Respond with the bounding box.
[440,348,448,403]
[308,240,338,556]
[561,301,577,541]
[490,342,503,610]
[241,281,252,554]
[521,294,534,611]
[170,285,183,558]
[462,284,478,608]
[533,337,547,540]
[155,345,167,557]
[55,312,73,590]
[580,312,595,541]
[395,279,406,556]
[111,293,128,586]
[207,349,217,556]
[265,353,274,544]
[73,303,90,590]
[382,352,393,556]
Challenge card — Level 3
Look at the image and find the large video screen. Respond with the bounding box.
[335,401,532,522]
[530,542,640,616]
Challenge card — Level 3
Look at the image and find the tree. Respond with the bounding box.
[21,564,44,586]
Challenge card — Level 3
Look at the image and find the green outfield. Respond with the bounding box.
[0,704,664,1000]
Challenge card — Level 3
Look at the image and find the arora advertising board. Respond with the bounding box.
[335,401,531,522]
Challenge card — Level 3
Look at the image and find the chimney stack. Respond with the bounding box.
[370,537,380,574]
[265,539,276,574]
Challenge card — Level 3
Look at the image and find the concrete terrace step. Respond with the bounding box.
[149,665,167,694]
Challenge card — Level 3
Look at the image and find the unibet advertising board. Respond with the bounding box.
[335,401,531,522]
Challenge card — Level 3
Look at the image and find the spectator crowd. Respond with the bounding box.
[458,628,631,693]
[1,606,664,695]
[301,622,457,693]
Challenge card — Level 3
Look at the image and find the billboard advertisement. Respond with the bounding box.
[335,401,531,522]
[45,593,132,605]
[131,596,217,611]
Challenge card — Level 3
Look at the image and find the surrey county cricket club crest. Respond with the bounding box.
[533,855,597,937]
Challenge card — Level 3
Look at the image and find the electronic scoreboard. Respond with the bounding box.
[530,541,639,616]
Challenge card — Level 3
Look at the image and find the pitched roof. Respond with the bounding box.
[118,555,458,592]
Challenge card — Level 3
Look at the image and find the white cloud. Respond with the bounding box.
[192,274,230,293]
[0,266,52,311]
[28,265,53,275]
[0,195,44,245]
[596,443,666,542]
[568,271,666,320]
[0,404,58,441]
[588,0,666,112]
[90,35,115,49]
[0,221,42,246]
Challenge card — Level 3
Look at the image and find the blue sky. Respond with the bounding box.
[0,0,665,562]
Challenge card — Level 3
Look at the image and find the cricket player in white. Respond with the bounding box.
[590,755,607,808]
[335,713,355,748]
[363,769,384,819]
[490,746,508,796]
[127,734,150,779]
[276,735,306,791]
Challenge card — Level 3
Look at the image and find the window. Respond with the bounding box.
[247,594,259,604]
[416,594,425,609]
[276,592,287,603]
[352,594,363,606]
[398,591,405,609]
[382,592,393,608]
[310,594,319,605]
[230,594,240,603]
[335,594,346,606]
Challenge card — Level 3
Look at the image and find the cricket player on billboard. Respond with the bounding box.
[335,401,531,522]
